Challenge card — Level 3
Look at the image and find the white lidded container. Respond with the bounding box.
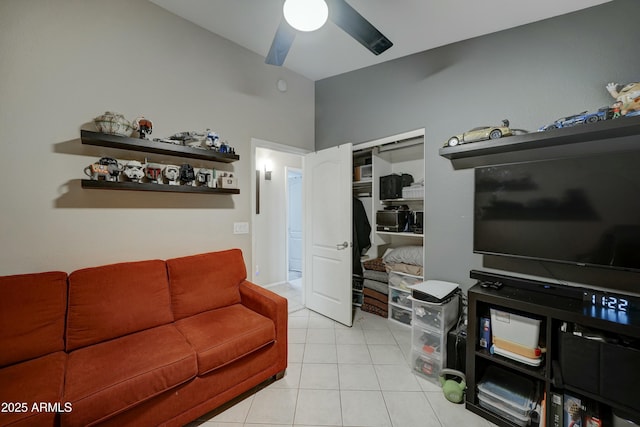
[490,308,541,350]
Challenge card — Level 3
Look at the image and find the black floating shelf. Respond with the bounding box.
[81,130,239,163]
[81,180,240,195]
[439,115,640,163]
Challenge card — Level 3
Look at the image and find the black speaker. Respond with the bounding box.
[447,325,467,372]
[380,174,403,200]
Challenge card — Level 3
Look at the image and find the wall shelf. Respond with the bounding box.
[81,180,239,194]
[81,130,240,163]
[376,231,423,238]
[439,115,640,169]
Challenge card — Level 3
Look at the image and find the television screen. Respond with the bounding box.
[474,151,640,272]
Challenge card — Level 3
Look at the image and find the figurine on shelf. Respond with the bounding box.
[93,111,134,137]
[196,168,214,187]
[97,157,122,182]
[204,129,220,150]
[144,162,164,184]
[179,164,196,186]
[134,116,153,139]
[123,160,145,183]
[218,140,235,154]
[84,163,111,181]
[163,165,180,185]
[168,131,201,146]
[606,82,640,117]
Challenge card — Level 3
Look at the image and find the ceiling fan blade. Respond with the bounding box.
[265,20,296,66]
[327,0,392,55]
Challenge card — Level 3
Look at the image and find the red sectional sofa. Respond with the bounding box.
[0,249,288,427]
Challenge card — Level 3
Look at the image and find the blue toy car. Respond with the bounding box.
[539,107,612,131]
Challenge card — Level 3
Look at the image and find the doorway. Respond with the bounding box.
[251,139,308,313]
[287,168,303,281]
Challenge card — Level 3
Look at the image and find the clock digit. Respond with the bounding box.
[608,296,617,310]
[619,299,629,312]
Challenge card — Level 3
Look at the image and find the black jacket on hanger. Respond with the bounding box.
[353,197,371,276]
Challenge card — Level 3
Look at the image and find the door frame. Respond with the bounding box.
[285,166,303,281]
[250,138,309,285]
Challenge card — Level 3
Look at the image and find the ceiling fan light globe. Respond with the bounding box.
[283,0,328,32]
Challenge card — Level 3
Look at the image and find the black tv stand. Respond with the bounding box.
[470,269,584,300]
[466,271,640,426]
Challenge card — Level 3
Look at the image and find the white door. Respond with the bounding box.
[304,144,353,326]
[287,169,303,275]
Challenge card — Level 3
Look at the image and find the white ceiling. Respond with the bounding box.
[149,0,611,81]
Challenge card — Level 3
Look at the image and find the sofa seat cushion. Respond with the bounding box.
[62,325,196,427]
[176,304,276,375]
[0,351,66,427]
[66,259,173,351]
[167,249,246,320]
[0,271,67,367]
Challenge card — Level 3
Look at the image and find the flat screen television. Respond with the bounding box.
[474,150,640,272]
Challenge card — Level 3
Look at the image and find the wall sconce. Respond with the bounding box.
[264,160,273,181]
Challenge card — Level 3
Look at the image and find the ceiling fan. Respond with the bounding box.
[266,0,393,66]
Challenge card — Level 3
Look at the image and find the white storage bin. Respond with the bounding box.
[477,366,535,416]
[412,326,443,361]
[388,271,423,291]
[412,295,459,332]
[411,350,441,381]
[477,386,533,416]
[402,185,424,199]
[490,308,541,350]
[390,305,412,326]
[390,287,412,309]
[478,393,530,427]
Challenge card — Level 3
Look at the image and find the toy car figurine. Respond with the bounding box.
[443,119,522,147]
[538,107,612,131]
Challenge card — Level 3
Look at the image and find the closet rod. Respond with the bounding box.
[377,136,423,153]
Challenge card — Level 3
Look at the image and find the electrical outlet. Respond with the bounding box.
[233,222,249,234]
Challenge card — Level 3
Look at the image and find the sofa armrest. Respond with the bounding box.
[239,280,288,373]
[239,280,288,332]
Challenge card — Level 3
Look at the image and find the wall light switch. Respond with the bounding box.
[233,222,249,234]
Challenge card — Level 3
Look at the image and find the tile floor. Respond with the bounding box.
[192,303,495,427]
[268,278,304,313]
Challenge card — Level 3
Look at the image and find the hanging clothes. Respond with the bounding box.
[352,196,371,276]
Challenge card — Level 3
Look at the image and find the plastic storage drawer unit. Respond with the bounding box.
[388,271,423,291]
[412,295,459,331]
[410,295,459,384]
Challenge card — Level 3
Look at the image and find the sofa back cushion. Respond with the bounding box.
[66,259,173,351]
[167,249,246,320]
[0,271,67,367]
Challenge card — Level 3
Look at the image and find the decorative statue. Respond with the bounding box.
[163,165,180,186]
[179,164,196,185]
[606,82,640,116]
[97,157,122,182]
[204,129,220,150]
[134,116,153,139]
[145,162,164,184]
[123,160,145,183]
[84,163,111,181]
[196,168,214,187]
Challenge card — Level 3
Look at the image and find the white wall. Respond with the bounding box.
[0,0,314,275]
[253,147,303,286]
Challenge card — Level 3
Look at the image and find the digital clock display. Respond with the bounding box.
[582,291,634,324]
[586,292,629,312]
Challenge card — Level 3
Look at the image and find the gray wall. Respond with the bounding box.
[315,0,640,290]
